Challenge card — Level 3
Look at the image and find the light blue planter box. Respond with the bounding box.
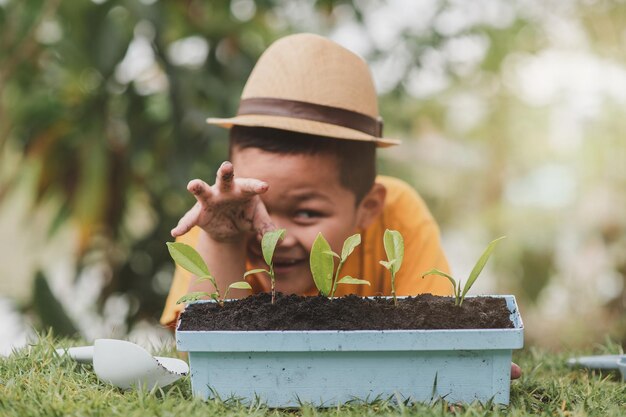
[176,295,523,407]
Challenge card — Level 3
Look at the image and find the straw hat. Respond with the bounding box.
[207,33,400,147]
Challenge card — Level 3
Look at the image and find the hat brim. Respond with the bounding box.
[206,115,401,147]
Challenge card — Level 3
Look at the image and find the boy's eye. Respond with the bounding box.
[294,210,322,220]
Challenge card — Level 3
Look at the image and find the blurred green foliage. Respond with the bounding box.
[0,0,292,327]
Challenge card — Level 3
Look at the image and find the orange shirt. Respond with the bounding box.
[160,176,452,327]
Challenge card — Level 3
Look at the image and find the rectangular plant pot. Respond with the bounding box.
[176,295,523,407]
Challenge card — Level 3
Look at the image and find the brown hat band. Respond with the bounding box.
[237,97,383,138]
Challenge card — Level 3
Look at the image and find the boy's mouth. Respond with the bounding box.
[272,257,307,273]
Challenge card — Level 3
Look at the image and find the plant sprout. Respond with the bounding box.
[422,236,506,307]
[243,229,285,304]
[167,242,252,306]
[379,229,404,306]
[310,232,370,298]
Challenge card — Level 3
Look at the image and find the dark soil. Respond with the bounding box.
[178,293,515,331]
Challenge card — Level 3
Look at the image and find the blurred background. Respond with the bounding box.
[1,0,625,355]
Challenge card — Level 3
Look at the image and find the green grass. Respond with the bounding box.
[1,334,624,417]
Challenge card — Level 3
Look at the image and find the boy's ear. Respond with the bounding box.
[356,182,386,229]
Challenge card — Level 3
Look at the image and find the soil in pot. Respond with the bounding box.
[178,293,514,331]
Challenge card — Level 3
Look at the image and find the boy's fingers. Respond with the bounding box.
[239,179,268,197]
[252,199,276,240]
[510,362,522,380]
[216,161,234,192]
[171,203,201,237]
[187,179,212,205]
[255,220,277,242]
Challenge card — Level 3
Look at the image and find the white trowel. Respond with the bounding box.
[56,339,189,389]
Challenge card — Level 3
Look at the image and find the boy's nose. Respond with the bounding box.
[277,230,298,247]
[266,219,297,247]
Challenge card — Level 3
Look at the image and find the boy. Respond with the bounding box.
[161,33,451,326]
[159,34,522,378]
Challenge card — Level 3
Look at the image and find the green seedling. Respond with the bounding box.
[243,229,285,304]
[422,236,506,307]
[379,229,404,306]
[310,232,370,298]
[167,242,252,306]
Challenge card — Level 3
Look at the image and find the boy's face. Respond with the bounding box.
[232,146,364,295]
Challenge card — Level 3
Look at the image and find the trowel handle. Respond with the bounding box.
[568,354,624,370]
[56,346,94,363]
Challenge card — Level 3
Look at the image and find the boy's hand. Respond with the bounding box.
[511,362,522,379]
[171,161,275,242]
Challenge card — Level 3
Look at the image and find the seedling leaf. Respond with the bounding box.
[176,291,209,304]
[228,281,253,290]
[310,233,334,296]
[323,250,341,259]
[422,268,458,293]
[223,281,253,300]
[261,229,286,266]
[379,259,397,270]
[337,276,370,286]
[383,230,404,274]
[341,234,361,260]
[461,236,506,299]
[166,242,210,278]
[243,269,268,278]
[195,275,216,282]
